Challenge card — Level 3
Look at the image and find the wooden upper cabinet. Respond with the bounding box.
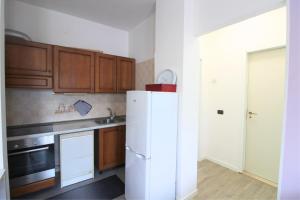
[95,54,117,93]
[5,38,53,89]
[54,46,95,93]
[6,75,53,89]
[117,57,135,93]
[5,37,136,92]
[6,39,53,77]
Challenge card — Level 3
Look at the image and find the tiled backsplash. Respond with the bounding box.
[6,58,154,126]
[135,58,154,90]
[6,89,126,126]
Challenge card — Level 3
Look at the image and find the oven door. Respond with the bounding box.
[8,144,55,188]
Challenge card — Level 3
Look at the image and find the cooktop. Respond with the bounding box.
[7,124,54,137]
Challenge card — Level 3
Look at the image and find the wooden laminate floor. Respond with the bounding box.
[193,160,277,200]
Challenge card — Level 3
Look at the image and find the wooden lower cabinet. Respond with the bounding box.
[95,126,125,171]
[10,178,56,198]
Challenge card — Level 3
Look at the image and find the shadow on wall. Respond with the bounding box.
[135,58,155,90]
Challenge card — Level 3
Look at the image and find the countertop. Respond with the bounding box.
[7,117,126,141]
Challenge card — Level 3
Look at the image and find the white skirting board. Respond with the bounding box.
[201,156,242,172]
[176,189,198,200]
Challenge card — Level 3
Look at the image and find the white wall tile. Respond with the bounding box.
[6,89,126,126]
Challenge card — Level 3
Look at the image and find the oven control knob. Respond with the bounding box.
[14,144,19,149]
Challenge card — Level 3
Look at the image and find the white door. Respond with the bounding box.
[245,48,286,184]
[125,148,150,200]
[126,91,151,158]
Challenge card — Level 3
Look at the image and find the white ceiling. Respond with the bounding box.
[195,0,285,35]
[16,0,156,31]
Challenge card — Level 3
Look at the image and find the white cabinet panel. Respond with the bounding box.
[61,156,93,181]
[126,91,151,158]
[60,132,93,161]
[60,131,94,187]
[125,149,150,200]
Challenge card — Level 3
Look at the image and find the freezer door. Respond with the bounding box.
[125,148,150,200]
[126,91,151,158]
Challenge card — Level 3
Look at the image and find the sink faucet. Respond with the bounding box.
[107,107,116,121]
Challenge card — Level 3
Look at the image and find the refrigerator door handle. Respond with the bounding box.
[126,146,149,160]
[135,153,146,160]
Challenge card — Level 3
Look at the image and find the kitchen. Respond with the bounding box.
[3,0,298,200]
[5,22,132,199]
[3,0,178,199]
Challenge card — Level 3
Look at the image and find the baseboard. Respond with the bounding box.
[176,188,198,200]
[197,157,206,162]
[204,156,242,172]
[243,171,277,188]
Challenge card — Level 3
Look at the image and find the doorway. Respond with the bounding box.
[244,47,286,186]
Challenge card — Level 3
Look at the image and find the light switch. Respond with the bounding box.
[217,110,224,115]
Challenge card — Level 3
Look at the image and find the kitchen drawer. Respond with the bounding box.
[6,75,53,89]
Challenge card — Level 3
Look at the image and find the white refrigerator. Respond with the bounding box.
[125,91,178,200]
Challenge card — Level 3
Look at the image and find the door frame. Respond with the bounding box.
[0,0,10,198]
[241,46,287,184]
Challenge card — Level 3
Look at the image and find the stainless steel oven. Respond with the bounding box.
[7,135,55,188]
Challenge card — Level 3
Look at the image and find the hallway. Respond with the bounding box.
[194,160,277,200]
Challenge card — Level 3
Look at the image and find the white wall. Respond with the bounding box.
[129,14,155,63]
[278,0,300,198]
[155,0,200,199]
[5,0,129,57]
[0,0,8,198]
[195,0,285,35]
[0,0,4,172]
[129,14,155,90]
[199,7,286,171]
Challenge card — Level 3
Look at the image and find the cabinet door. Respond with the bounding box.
[54,46,95,93]
[117,57,135,93]
[6,40,53,77]
[117,126,126,164]
[98,126,125,171]
[60,131,94,187]
[95,54,117,93]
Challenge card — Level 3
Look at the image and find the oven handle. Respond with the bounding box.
[8,146,49,156]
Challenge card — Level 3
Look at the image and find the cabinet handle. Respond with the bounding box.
[8,146,49,156]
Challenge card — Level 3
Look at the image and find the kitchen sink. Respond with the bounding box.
[95,116,126,125]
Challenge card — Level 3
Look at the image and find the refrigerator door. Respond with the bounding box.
[126,91,151,158]
[125,148,150,200]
